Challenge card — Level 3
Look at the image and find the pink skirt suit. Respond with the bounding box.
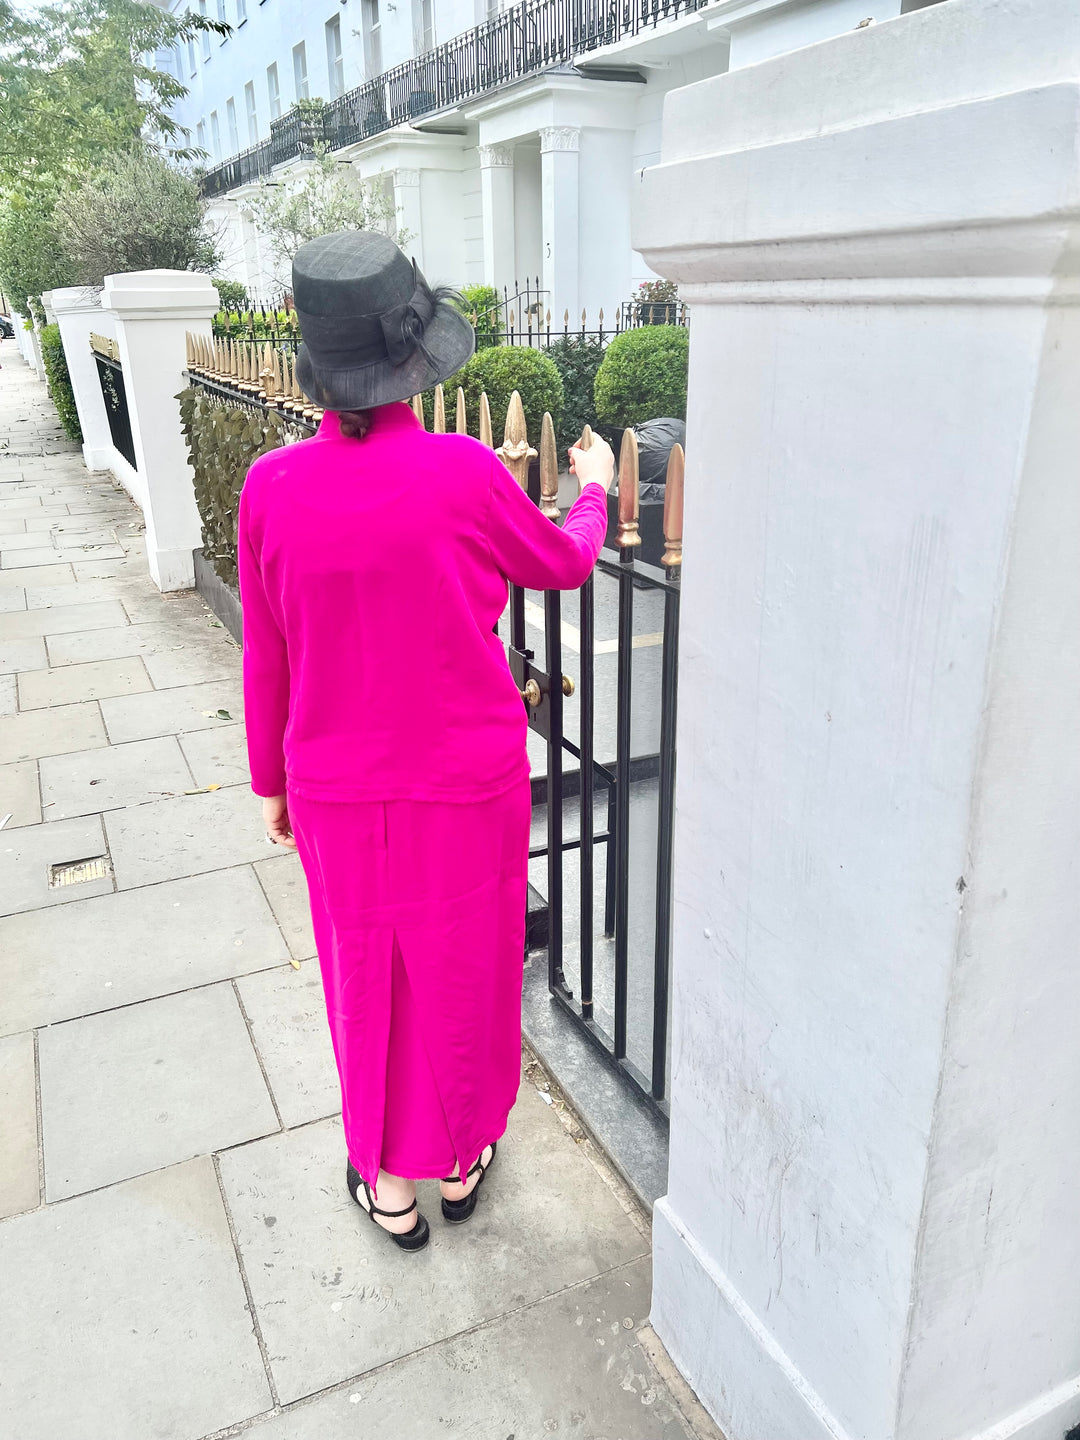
[238,402,607,1188]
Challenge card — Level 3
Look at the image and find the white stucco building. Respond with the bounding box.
[163,0,946,309]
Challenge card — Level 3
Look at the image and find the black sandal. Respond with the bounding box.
[346,1162,430,1252]
[440,1142,497,1224]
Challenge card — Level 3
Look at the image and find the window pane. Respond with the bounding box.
[226,97,240,152]
[267,62,281,118]
[196,119,206,149]
[198,0,210,59]
[210,110,221,159]
[325,16,343,98]
[293,42,308,100]
[236,0,246,16]
[217,0,226,22]
[245,81,258,142]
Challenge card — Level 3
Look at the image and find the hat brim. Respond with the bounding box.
[294,302,475,411]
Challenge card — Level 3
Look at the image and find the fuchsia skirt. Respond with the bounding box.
[288,779,531,1189]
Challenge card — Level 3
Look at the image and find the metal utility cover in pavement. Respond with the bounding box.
[48,856,113,889]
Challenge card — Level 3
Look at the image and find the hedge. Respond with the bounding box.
[40,323,82,443]
[593,325,689,430]
[544,335,605,451]
[432,345,563,450]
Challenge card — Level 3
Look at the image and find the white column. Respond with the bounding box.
[101,269,219,593]
[392,168,424,271]
[478,143,516,294]
[26,322,46,381]
[634,3,1080,1440]
[49,287,116,472]
[539,126,579,320]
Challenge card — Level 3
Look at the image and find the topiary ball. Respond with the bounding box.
[593,326,689,431]
[432,345,563,450]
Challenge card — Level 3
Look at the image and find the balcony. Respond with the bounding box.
[200,0,709,198]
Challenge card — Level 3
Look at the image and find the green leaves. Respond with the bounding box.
[39,323,83,442]
[435,346,564,450]
[593,326,689,430]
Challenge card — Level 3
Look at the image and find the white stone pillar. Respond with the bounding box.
[478,143,516,294]
[40,292,57,325]
[634,3,1080,1439]
[392,168,424,271]
[26,321,46,381]
[539,126,580,320]
[49,287,115,472]
[101,269,219,593]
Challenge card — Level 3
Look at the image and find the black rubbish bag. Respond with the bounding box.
[632,417,686,500]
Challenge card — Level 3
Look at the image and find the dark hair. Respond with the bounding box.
[339,409,372,440]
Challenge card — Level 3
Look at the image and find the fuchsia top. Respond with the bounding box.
[237,402,608,802]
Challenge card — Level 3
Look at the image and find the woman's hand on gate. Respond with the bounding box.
[262,794,297,849]
[568,434,615,494]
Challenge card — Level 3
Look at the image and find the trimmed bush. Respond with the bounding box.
[40,323,82,443]
[434,345,563,450]
[459,283,503,348]
[593,326,689,430]
[212,278,249,310]
[544,335,605,451]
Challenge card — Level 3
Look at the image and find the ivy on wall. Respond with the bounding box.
[177,386,304,588]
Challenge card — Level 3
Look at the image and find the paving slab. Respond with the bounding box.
[180,720,251,785]
[0,561,73,589]
[0,1158,272,1439]
[0,673,15,715]
[236,962,340,1128]
[39,983,279,1198]
[17,655,152,709]
[0,812,112,916]
[142,634,242,686]
[45,615,230,666]
[1,543,126,567]
[0,597,128,638]
[0,1030,39,1219]
[218,1085,648,1403]
[239,1258,699,1440]
[22,578,140,610]
[39,734,194,817]
[0,528,56,550]
[0,517,27,533]
[0,866,290,1034]
[0,758,41,826]
[0,636,46,673]
[106,781,283,887]
[254,852,318,961]
[0,587,26,612]
[70,555,145,580]
[0,699,107,763]
[100,676,244,743]
[117,588,209,626]
[48,526,119,547]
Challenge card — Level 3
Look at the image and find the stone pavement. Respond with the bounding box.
[0,344,719,1440]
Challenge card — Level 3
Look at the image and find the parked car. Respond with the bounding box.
[0,314,15,339]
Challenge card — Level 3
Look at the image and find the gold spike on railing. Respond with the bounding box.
[545,308,552,326]
[662,442,684,569]
[598,307,604,325]
[539,411,559,520]
[410,393,425,427]
[479,392,493,449]
[455,386,466,435]
[577,424,594,450]
[433,383,446,434]
[563,309,570,327]
[581,308,587,327]
[496,390,537,490]
[198,335,207,371]
[292,354,303,403]
[617,428,641,550]
[185,332,193,366]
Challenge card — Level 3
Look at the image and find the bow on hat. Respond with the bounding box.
[379,260,438,368]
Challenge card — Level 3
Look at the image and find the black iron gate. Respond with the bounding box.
[509,427,684,1118]
[90,333,137,471]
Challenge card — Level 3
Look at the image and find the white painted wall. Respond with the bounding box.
[634,2,1080,1438]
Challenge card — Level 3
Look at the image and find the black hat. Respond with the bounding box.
[292,230,475,410]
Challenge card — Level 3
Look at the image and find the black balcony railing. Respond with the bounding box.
[200,0,707,197]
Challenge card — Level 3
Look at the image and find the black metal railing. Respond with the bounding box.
[201,0,709,196]
[94,353,137,471]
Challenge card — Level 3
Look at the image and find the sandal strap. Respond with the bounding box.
[362,1180,418,1219]
[440,1142,495,1186]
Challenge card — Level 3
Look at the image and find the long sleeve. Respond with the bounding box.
[237,486,290,797]
[485,455,608,590]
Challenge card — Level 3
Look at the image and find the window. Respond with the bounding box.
[361,0,381,76]
[245,81,258,142]
[414,0,434,52]
[292,41,309,100]
[267,62,281,118]
[198,0,210,60]
[196,119,207,151]
[226,96,240,153]
[187,36,197,75]
[325,16,344,98]
[209,110,222,159]
[236,0,247,19]
[217,0,226,19]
